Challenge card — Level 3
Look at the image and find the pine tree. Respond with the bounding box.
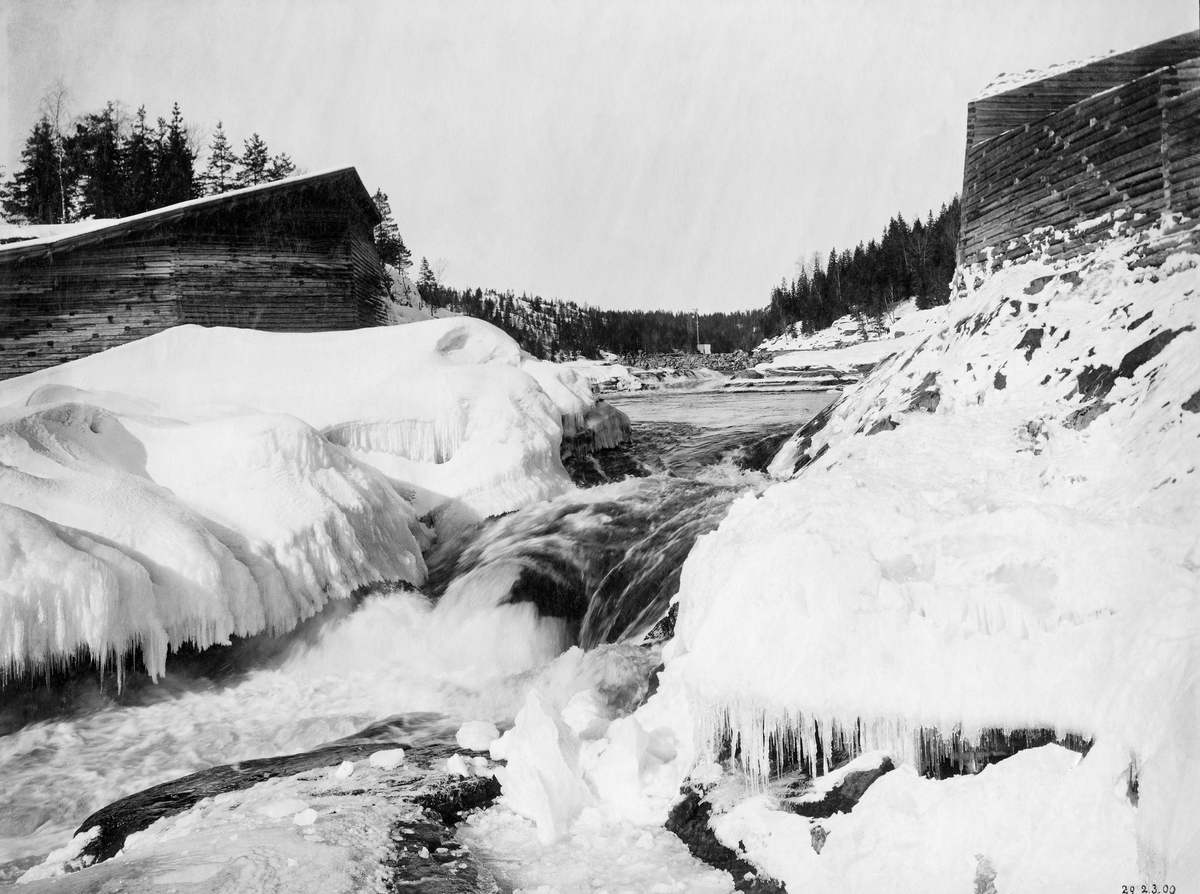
[120,106,157,214]
[371,189,409,269]
[198,121,237,195]
[0,118,73,223]
[417,257,439,306]
[237,133,271,187]
[154,103,196,206]
[69,102,124,219]
[266,152,295,181]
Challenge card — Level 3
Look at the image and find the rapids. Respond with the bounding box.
[0,388,831,880]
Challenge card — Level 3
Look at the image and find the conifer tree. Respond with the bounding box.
[198,121,237,195]
[121,106,157,213]
[0,118,73,223]
[266,152,295,181]
[371,189,410,269]
[69,102,124,219]
[237,133,271,187]
[154,103,196,205]
[417,257,439,306]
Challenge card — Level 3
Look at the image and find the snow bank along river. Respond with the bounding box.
[0,319,828,891]
[5,215,1200,891]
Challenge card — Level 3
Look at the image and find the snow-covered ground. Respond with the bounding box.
[732,301,942,390]
[461,221,1200,889]
[0,318,622,684]
[755,299,921,354]
[680,223,1200,885]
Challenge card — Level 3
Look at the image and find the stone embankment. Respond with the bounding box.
[618,350,770,373]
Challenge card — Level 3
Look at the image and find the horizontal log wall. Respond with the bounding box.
[0,182,389,380]
[958,64,1200,265]
[0,235,183,378]
[968,31,1200,147]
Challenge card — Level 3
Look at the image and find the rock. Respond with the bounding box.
[665,786,785,894]
[784,757,895,819]
[1064,400,1112,430]
[456,721,500,752]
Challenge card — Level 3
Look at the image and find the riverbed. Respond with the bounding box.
[0,387,831,888]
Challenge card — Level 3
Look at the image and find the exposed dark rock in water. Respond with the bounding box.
[384,804,501,893]
[562,446,647,487]
[665,787,785,893]
[71,738,482,869]
[425,476,743,647]
[782,757,896,819]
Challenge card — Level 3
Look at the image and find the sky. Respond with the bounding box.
[2,0,1197,313]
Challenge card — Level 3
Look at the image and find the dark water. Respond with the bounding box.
[427,389,834,645]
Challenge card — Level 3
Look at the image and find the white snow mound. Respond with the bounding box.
[0,319,610,680]
[674,224,1200,882]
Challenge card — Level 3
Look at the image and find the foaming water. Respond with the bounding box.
[426,472,763,647]
[0,389,826,870]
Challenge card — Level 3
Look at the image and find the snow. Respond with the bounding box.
[710,743,1136,891]
[972,51,1116,101]
[456,720,500,751]
[490,689,594,845]
[563,358,728,393]
[755,300,923,353]
[369,748,406,769]
[0,318,617,681]
[458,803,735,893]
[666,222,1200,883]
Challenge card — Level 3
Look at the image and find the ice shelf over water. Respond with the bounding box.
[0,318,620,681]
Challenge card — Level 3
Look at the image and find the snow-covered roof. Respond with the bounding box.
[0,166,378,262]
[972,52,1116,101]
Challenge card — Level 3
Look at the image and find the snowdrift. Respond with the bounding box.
[0,318,617,681]
[669,223,1200,883]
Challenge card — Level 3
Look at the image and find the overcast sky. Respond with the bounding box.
[3,1,1197,312]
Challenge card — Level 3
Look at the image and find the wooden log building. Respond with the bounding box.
[0,167,390,380]
[960,30,1200,265]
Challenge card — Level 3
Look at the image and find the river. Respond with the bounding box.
[0,388,832,886]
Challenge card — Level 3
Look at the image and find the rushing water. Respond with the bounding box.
[0,388,831,878]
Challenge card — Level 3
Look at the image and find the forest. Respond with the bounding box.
[2,95,960,357]
[0,96,295,224]
[409,200,961,358]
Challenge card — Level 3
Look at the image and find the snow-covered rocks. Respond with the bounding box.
[0,318,618,681]
[670,223,1200,881]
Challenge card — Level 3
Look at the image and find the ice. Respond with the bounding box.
[490,689,593,845]
[256,799,308,819]
[710,744,1137,891]
[456,720,500,751]
[0,318,621,680]
[444,753,473,778]
[333,761,354,779]
[368,748,406,769]
[666,223,1200,882]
